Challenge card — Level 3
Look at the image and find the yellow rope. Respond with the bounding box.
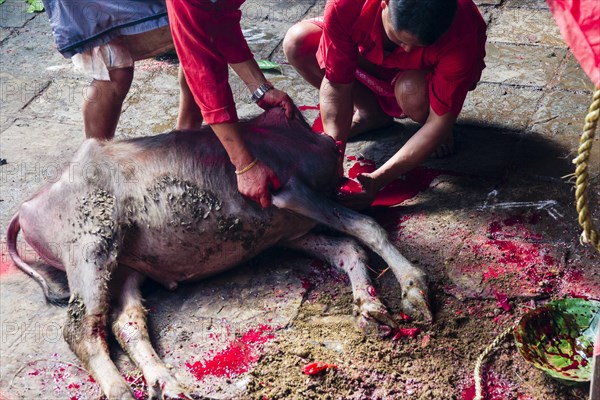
[573,87,600,253]
[473,321,519,400]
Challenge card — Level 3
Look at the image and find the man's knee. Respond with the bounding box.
[104,67,134,101]
[283,22,319,66]
[395,70,429,124]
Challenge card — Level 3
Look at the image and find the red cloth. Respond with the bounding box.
[316,0,487,117]
[166,0,253,124]
[547,0,600,87]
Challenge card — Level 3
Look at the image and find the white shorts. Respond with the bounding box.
[71,26,174,81]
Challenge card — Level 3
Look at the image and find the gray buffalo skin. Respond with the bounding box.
[8,108,430,399]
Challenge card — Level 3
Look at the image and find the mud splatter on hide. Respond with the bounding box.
[74,189,121,296]
[217,216,267,251]
[77,189,118,262]
[144,176,222,230]
[64,294,86,343]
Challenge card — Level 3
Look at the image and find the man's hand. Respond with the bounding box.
[229,59,295,119]
[336,172,379,210]
[210,122,282,208]
[236,160,281,208]
[257,88,295,119]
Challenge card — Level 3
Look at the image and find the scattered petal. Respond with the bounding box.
[303,362,337,375]
[392,327,421,340]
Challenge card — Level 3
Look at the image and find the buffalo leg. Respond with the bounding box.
[63,247,134,399]
[280,233,398,335]
[273,182,432,321]
[110,267,189,400]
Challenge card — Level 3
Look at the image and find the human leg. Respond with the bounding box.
[285,21,392,138]
[82,67,133,140]
[394,70,429,123]
[175,66,204,130]
[283,20,325,89]
[348,81,394,138]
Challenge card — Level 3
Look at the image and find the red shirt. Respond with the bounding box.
[317,0,487,117]
[167,0,253,124]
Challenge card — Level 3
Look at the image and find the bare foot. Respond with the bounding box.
[430,131,455,158]
[350,110,394,137]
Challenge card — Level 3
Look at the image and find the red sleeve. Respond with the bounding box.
[429,39,485,117]
[167,0,253,124]
[547,0,600,87]
[317,1,361,84]
[212,1,253,64]
[428,2,487,117]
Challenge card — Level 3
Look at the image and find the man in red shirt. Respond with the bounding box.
[284,0,487,209]
[167,0,295,208]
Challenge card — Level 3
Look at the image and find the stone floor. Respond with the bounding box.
[0,0,598,399]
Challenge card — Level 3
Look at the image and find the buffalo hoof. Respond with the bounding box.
[353,295,399,337]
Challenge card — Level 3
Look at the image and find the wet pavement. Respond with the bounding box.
[0,0,599,399]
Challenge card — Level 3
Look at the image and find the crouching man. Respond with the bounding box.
[283,0,487,209]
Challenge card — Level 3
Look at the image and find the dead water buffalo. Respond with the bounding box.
[7,107,431,399]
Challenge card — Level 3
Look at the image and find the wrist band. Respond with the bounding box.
[251,82,273,102]
[235,159,259,175]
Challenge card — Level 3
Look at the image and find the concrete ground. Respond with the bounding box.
[0,0,599,399]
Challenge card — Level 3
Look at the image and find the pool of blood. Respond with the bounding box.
[339,156,448,207]
[186,325,275,380]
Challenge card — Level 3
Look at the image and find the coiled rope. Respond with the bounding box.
[574,87,600,254]
[473,321,519,400]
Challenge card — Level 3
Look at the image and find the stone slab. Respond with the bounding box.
[0,0,37,29]
[504,0,549,8]
[481,43,565,87]
[529,89,592,137]
[136,257,307,398]
[459,83,543,130]
[487,8,565,47]
[116,59,182,138]
[18,77,88,127]
[0,274,81,399]
[241,20,291,60]
[268,46,320,105]
[555,52,598,92]
[0,118,82,223]
[432,125,520,176]
[0,27,12,42]
[542,133,600,179]
[385,211,472,277]
[0,28,60,73]
[303,1,331,20]
[477,175,578,234]
[474,0,502,5]
[512,131,582,179]
[0,13,70,133]
[0,73,52,132]
[241,0,315,24]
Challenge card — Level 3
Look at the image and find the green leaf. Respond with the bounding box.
[256,60,281,71]
[0,0,6,5]
[26,0,44,13]
[514,298,600,382]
